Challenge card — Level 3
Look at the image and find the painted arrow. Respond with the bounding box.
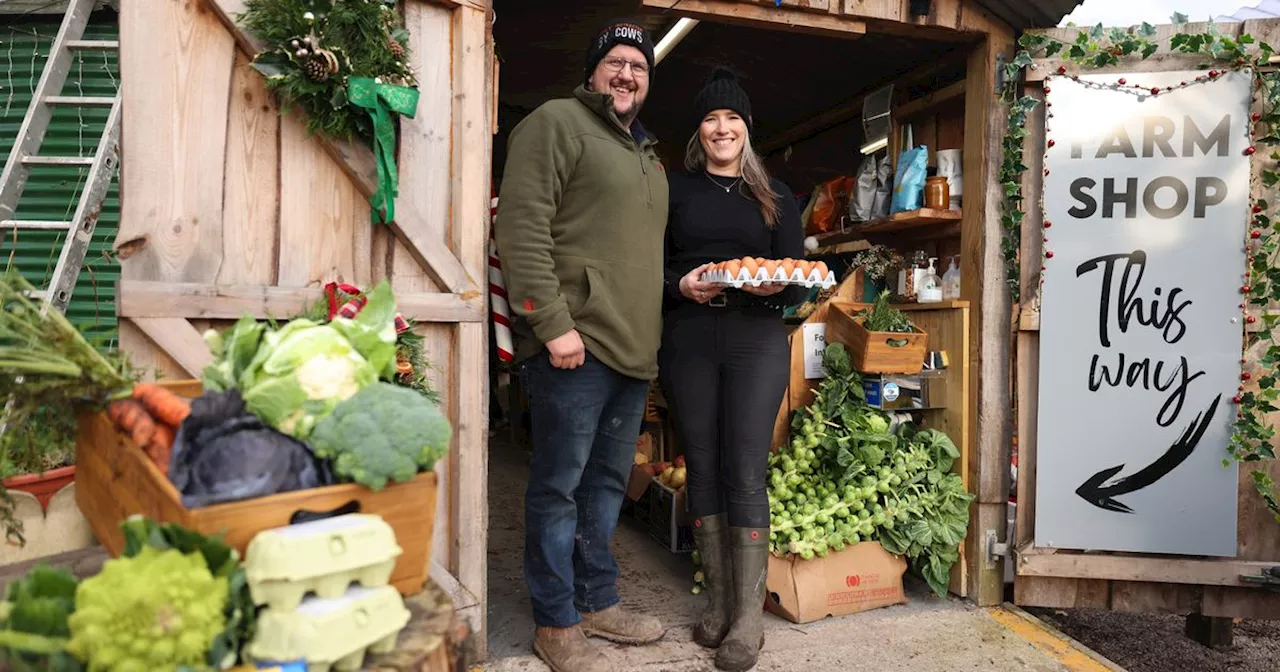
[1075,394,1222,514]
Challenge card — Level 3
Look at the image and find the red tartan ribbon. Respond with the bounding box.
[324,282,410,334]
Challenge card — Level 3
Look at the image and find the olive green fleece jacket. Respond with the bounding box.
[493,86,669,380]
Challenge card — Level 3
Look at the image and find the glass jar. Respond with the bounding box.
[924,176,950,210]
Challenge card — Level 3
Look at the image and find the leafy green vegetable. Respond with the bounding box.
[768,343,974,597]
[308,381,453,490]
[201,281,401,439]
[0,565,82,672]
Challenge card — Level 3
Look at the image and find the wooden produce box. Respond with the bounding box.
[827,303,928,374]
[75,381,438,598]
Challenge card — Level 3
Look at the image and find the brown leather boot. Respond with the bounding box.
[715,527,769,671]
[580,604,665,645]
[533,625,609,672]
[692,513,733,648]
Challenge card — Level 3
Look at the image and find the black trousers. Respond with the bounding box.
[658,305,790,528]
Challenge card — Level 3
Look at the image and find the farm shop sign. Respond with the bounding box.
[1035,70,1251,557]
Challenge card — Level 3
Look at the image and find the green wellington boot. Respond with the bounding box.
[691,514,733,648]
[715,527,769,671]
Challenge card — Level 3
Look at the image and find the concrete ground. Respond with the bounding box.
[485,436,1113,672]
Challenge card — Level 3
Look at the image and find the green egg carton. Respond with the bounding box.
[245,513,403,611]
[245,584,412,672]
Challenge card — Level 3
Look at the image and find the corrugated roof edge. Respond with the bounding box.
[975,0,1084,32]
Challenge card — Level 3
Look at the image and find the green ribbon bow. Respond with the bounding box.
[348,77,420,224]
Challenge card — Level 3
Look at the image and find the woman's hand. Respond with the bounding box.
[679,263,723,304]
[742,282,785,297]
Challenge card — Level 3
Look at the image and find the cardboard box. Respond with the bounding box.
[766,542,907,624]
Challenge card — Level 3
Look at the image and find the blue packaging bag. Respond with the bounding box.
[891,144,928,214]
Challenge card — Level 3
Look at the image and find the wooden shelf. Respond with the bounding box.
[809,208,963,251]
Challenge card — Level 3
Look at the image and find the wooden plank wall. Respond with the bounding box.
[115,0,493,649]
[1014,19,1280,620]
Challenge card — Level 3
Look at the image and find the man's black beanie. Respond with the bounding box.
[693,67,753,131]
[584,19,656,84]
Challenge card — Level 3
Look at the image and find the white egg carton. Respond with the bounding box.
[701,265,837,290]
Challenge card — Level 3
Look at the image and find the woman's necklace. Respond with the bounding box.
[705,172,741,193]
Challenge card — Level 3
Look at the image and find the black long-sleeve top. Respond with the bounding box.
[663,170,807,314]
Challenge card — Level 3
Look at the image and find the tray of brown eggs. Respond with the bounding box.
[700,257,836,289]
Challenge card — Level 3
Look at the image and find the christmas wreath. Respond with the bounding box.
[239,0,419,223]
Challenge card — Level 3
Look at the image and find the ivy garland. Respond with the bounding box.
[239,0,415,143]
[1001,19,1280,521]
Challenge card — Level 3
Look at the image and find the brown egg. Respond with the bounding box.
[724,259,743,279]
[780,259,797,279]
[814,261,830,278]
[762,260,779,279]
[754,257,767,266]
[742,257,760,278]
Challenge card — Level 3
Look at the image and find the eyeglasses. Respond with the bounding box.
[600,56,649,77]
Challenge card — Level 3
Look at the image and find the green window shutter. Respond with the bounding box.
[0,15,121,349]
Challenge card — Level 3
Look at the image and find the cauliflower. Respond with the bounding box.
[67,546,228,671]
[203,281,401,440]
[308,382,453,490]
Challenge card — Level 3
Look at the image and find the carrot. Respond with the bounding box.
[132,382,191,428]
[148,424,174,473]
[130,414,157,449]
[108,399,148,432]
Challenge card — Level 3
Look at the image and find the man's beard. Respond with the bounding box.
[616,98,644,126]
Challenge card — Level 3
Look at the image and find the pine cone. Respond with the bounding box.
[303,56,330,82]
[388,38,406,61]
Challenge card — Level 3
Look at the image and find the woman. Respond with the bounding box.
[659,68,804,672]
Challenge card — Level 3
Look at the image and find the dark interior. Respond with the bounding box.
[492,0,968,196]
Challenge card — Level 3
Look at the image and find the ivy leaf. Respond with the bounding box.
[1142,42,1159,59]
[1069,44,1087,59]
[1171,12,1189,25]
[1076,31,1090,46]
[1012,51,1034,68]
[1045,42,1064,57]
[1089,23,1105,40]
[1140,22,1157,37]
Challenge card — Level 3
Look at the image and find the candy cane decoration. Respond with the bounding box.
[490,194,515,363]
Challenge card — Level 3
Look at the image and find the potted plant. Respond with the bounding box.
[848,245,903,302]
[828,290,928,374]
[0,272,134,547]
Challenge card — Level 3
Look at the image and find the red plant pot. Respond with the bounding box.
[3,465,76,513]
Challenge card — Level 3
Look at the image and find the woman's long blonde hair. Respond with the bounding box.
[685,127,781,228]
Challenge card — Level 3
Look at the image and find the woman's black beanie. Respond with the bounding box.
[693,67,753,131]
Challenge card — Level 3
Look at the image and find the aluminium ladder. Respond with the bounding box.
[0,0,121,316]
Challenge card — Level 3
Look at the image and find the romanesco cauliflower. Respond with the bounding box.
[308,382,453,490]
[67,546,227,671]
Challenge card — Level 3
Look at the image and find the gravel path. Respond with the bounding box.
[1029,607,1280,672]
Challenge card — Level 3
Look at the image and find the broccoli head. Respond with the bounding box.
[308,382,453,491]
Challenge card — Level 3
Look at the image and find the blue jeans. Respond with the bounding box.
[520,350,648,629]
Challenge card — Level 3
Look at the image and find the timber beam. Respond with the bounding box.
[639,0,866,40]
[117,280,486,323]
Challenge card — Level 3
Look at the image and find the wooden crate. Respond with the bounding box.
[827,303,929,374]
[74,381,437,597]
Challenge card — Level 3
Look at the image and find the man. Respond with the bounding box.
[493,19,670,672]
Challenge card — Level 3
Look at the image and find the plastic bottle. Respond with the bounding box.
[918,257,943,303]
[942,255,961,300]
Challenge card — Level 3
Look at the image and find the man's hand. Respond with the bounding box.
[742,282,785,297]
[679,263,724,304]
[547,329,586,369]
